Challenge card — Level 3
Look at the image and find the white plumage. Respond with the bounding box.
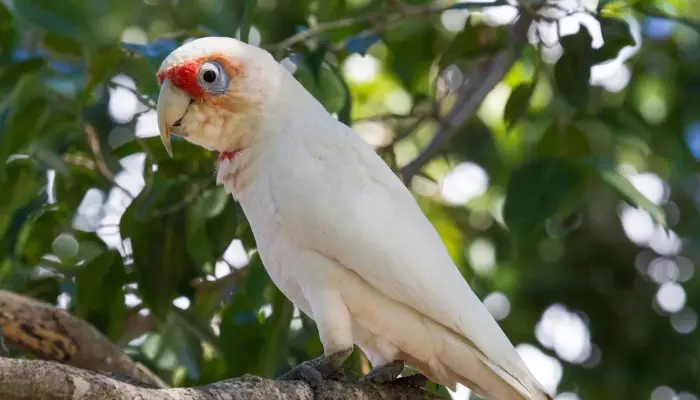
[157,37,552,400]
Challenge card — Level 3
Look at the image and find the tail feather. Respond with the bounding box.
[422,318,553,400]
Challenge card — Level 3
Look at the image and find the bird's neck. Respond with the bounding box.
[216,61,332,200]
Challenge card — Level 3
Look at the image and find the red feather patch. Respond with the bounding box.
[157,60,205,99]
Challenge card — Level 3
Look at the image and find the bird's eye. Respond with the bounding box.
[197,61,229,96]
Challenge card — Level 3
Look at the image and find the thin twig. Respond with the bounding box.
[354,111,433,123]
[399,12,534,183]
[84,124,136,200]
[109,81,156,109]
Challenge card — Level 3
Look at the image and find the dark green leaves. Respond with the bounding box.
[293,55,350,117]
[555,30,594,108]
[503,157,584,235]
[120,178,202,318]
[238,0,258,44]
[0,158,41,243]
[504,83,536,130]
[75,250,126,340]
[0,76,50,179]
[81,46,122,104]
[14,0,91,41]
[592,17,636,64]
[536,123,591,159]
[186,186,235,267]
[0,57,45,89]
[0,3,16,59]
[439,23,506,70]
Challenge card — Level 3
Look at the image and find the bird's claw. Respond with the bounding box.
[277,348,353,391]
[359,360,405,384]
[277,360,325,391]
[359,360,428,388]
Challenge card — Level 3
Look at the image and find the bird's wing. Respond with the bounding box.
[271,122,549,399]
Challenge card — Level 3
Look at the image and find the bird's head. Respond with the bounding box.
[156,37,281,158]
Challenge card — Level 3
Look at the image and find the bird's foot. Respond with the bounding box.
[277,348,353,392]
[359,360,428,388]
[359,360,405,384]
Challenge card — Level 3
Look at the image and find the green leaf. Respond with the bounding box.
[504,83,535,130]
[503,157,584,235]
[438,23,506,69]
[383,19,439,93]
[186,186,234,267]
[170,307,222,357]
[0,158,41,242]
[51,232,79,264]
[592,17,636,64]
[81,46,123,104]
[535,123,592,160]
[326,61,352,125]
[13,0,91,41]
[256,287,294,377]
[294,59,348,116]
[75,250,126,339]
[0,3,16,59]
[167,314,204,382]
[121,179,201,318]
[0,76,51,178]
[186,190,217,267]
[15,205,69,266]
[219,256,273,377]
[593,164,666,226]
[42,33,84,58]
[554,30,594,108]
[239,0,258,44]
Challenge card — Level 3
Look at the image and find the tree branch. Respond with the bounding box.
[0,290,167,388]
[265,1,505,53]
[0,358,441,400]
[399,12,534,183]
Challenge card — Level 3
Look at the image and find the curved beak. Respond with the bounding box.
[157,79,191,157]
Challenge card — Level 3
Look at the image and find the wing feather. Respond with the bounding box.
[270,123,550,399]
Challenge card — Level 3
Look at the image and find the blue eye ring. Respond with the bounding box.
[197,61,229,96]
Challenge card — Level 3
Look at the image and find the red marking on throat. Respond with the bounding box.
[218,149,242,162]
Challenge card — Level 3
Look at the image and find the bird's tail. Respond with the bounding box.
[410,319,553,400]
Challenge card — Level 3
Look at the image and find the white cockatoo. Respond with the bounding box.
[156,36,552,400]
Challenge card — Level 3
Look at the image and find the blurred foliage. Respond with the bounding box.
[0,0,699,399]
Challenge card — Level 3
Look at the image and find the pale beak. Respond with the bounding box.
[157,79,191,157]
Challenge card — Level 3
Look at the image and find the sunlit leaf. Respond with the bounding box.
[593,164,666,226]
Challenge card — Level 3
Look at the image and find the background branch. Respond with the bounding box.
[0,290,166,388]
[399,12,534,183]
[265,1,509,53]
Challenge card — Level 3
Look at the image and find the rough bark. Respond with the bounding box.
[0,358,442,400]
[0,290,167,388]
